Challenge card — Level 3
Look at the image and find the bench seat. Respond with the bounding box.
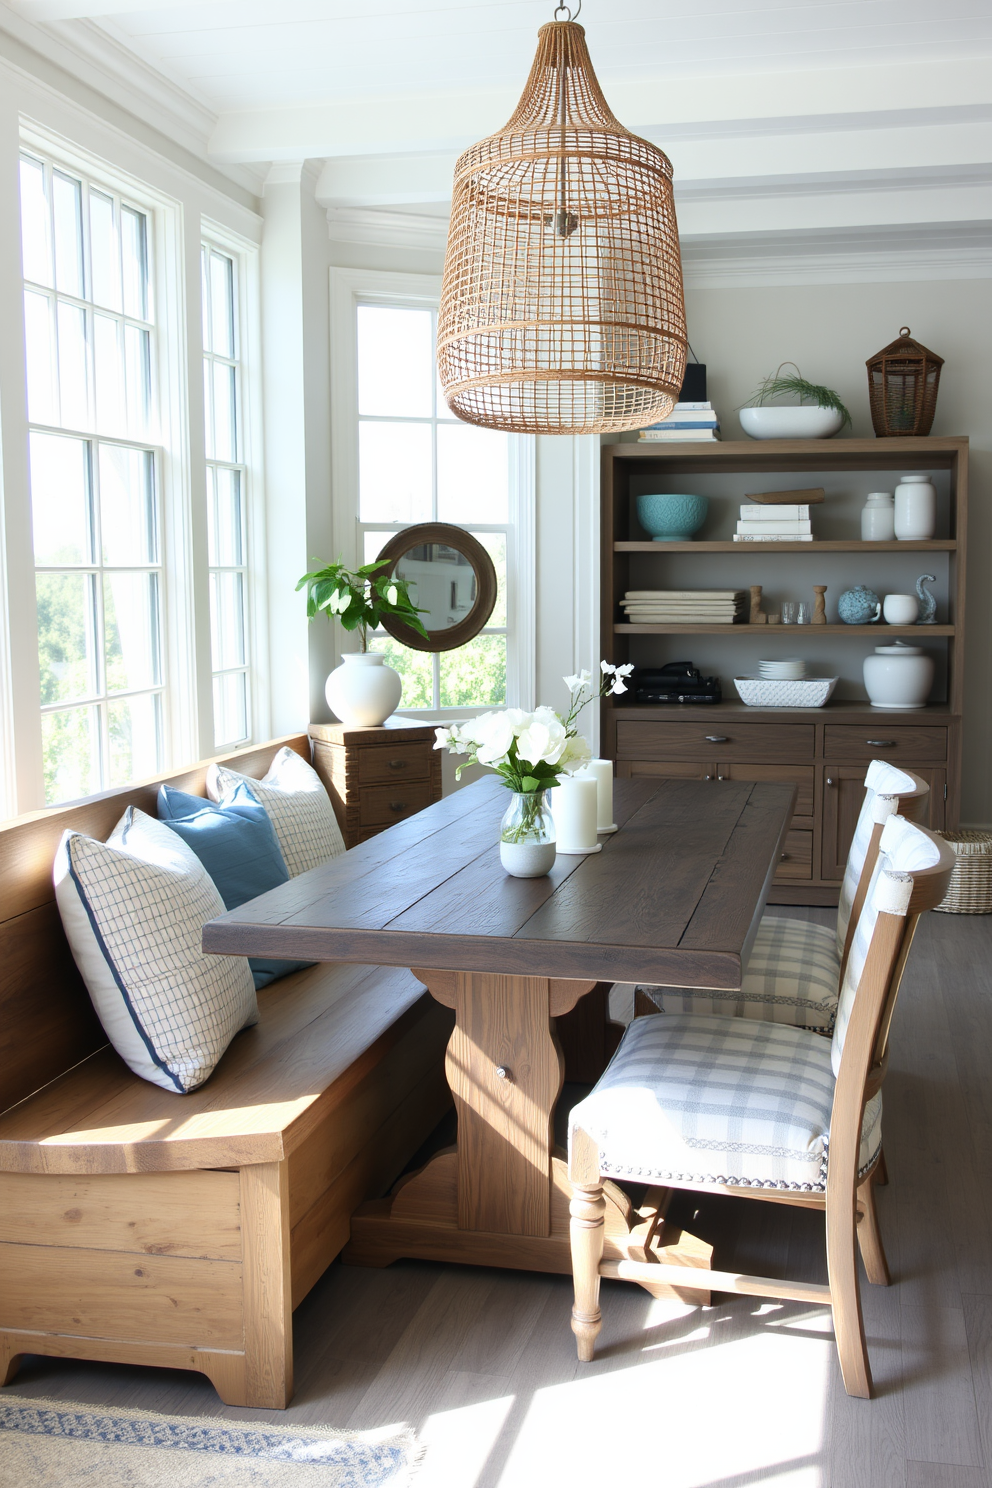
[0,735,454,1408]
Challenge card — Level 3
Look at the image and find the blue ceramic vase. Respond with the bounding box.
[837,585,881,625]
[636,493,709,542]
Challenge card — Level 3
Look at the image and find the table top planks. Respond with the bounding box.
[203,775,795,989]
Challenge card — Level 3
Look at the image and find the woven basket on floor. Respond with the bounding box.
[933,831,992,914]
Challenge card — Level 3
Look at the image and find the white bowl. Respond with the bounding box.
[740,406,845,440]
[735,676,838,708]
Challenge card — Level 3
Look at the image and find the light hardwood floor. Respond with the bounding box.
[4,907,992,1488]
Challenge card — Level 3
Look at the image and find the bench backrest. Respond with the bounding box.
[0,734,311,1115]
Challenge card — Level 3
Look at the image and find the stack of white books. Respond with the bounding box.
[734,503,814,542]
[621,589,747,624]
[638,402,720,442]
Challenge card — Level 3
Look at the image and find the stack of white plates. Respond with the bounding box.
[758,658,806,680]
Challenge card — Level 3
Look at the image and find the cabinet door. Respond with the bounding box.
[822,765,947,882]
[714,763,814,820]
[617,760,718,781]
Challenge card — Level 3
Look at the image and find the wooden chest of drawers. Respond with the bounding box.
[609,706,958,906]
[309,719,442,848]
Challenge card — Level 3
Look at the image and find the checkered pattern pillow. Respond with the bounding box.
[570,1011,882,1193]
[54,808,258,1094]
[637,916,840,1032]
[208,746,345,877]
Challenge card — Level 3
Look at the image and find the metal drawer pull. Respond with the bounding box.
[780,852,789,861]
[826,777,835,786]
[866,739,895,747]
[387,759,408,770]
[704,773,714,781]
[704,735,729,743]
[388,801,407,812]
[495,1066,512,1082]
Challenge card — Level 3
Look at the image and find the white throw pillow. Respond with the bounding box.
[54,807,258,1094]
[207,745,345,877]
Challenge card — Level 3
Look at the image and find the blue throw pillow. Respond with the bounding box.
[158,783,313,990]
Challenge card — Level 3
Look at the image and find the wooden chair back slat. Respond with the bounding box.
[839,769,931,975]
[0,734,311,1115]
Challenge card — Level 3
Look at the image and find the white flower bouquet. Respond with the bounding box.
[434,662,633,795]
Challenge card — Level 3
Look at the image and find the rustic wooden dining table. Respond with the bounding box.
[203,773,795,1291]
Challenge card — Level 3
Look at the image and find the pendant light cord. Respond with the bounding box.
[554,1,582,18]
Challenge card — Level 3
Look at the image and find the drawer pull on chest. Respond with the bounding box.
[495,1066,512,1082]
[705,735,729,744]
[866,739,895,747]
[388,801,407,813]
[387,759,408,770]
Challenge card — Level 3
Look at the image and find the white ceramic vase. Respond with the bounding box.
[894,473,937,540]
[325,652,402,727]
[863,643,934,709]
[861,491,896,541]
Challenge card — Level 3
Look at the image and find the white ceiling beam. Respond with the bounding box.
[208,55,992,162]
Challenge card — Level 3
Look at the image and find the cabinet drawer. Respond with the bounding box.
[823,725,947,763]
[715,763,814,818]
[358,743,432,785]
[359,781,433,828]
[616,721,814,763]
[775,828,813,881]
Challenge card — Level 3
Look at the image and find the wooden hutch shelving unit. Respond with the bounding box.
[600,436,968,905]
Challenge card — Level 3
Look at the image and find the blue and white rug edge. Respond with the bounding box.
[0,1393,420,1484]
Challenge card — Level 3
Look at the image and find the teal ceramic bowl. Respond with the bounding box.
[636,492,709,542]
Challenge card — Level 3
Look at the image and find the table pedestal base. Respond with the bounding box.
[344,1154,712,1303]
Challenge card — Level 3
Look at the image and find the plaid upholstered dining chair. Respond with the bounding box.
[634,762,931,1034]
[567,815,955,1398]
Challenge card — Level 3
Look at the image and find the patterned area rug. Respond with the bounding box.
[0,1395,419,1487]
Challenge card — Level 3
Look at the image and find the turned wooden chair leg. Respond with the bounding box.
[857,1175,891,1286]
[569,1130,606,1362]
[826,1175,873,1398]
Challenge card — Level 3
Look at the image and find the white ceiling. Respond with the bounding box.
[2,0,991,280]
[9,0,992,115]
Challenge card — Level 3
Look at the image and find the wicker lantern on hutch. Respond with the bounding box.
[866,327,944,437]
[436,12,686,435]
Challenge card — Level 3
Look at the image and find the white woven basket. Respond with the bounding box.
[934,831,992,914]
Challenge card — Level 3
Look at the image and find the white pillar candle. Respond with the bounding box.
[575,758,617,832]
[553,777,600,854]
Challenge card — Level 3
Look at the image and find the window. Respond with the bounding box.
[202,242,251,749]
[20,150,164,804]
[355,302,513,710]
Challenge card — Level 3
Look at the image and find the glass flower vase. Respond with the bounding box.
[499,789,556,878]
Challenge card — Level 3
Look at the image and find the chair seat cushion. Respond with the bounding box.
[569,1012,881,1193]
[635,916,840,1032]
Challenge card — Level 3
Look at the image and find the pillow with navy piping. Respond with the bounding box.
[157,783,313,990]
[54,806,258,1094]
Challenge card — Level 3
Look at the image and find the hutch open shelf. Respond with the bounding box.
[600,436,967,905]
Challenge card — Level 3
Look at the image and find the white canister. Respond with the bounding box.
[553,777,600,853]
[894,473,937,541]
[882,593,919,625]
[325,652,402,727]
[861,491,896,541]
[573,758,618,832]
[863,642,935,709]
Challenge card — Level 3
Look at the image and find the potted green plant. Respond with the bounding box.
[739,363,852,440]
[297,559,429,727]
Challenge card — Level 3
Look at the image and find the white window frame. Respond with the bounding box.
[8,123,198,808]
[200,222,267,751]
[329,266,536,722]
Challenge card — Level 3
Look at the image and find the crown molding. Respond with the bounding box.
[681,224,992,287]
[0,2,265,196]
[325,205,449,251]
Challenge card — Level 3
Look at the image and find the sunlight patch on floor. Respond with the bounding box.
[418,1388,516,1488]
[491,1307,831,1488]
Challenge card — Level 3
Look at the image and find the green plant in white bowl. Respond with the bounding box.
[739,362,852,440]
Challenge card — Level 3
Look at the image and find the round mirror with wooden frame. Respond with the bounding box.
[373,523,498,653]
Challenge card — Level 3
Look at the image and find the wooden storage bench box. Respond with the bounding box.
[0,735,453,1408]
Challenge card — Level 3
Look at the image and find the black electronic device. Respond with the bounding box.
[631,661,722,705]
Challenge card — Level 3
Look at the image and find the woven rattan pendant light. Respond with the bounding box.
[437,8,686,435]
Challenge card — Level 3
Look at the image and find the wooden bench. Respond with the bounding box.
[0,734,454,1408]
